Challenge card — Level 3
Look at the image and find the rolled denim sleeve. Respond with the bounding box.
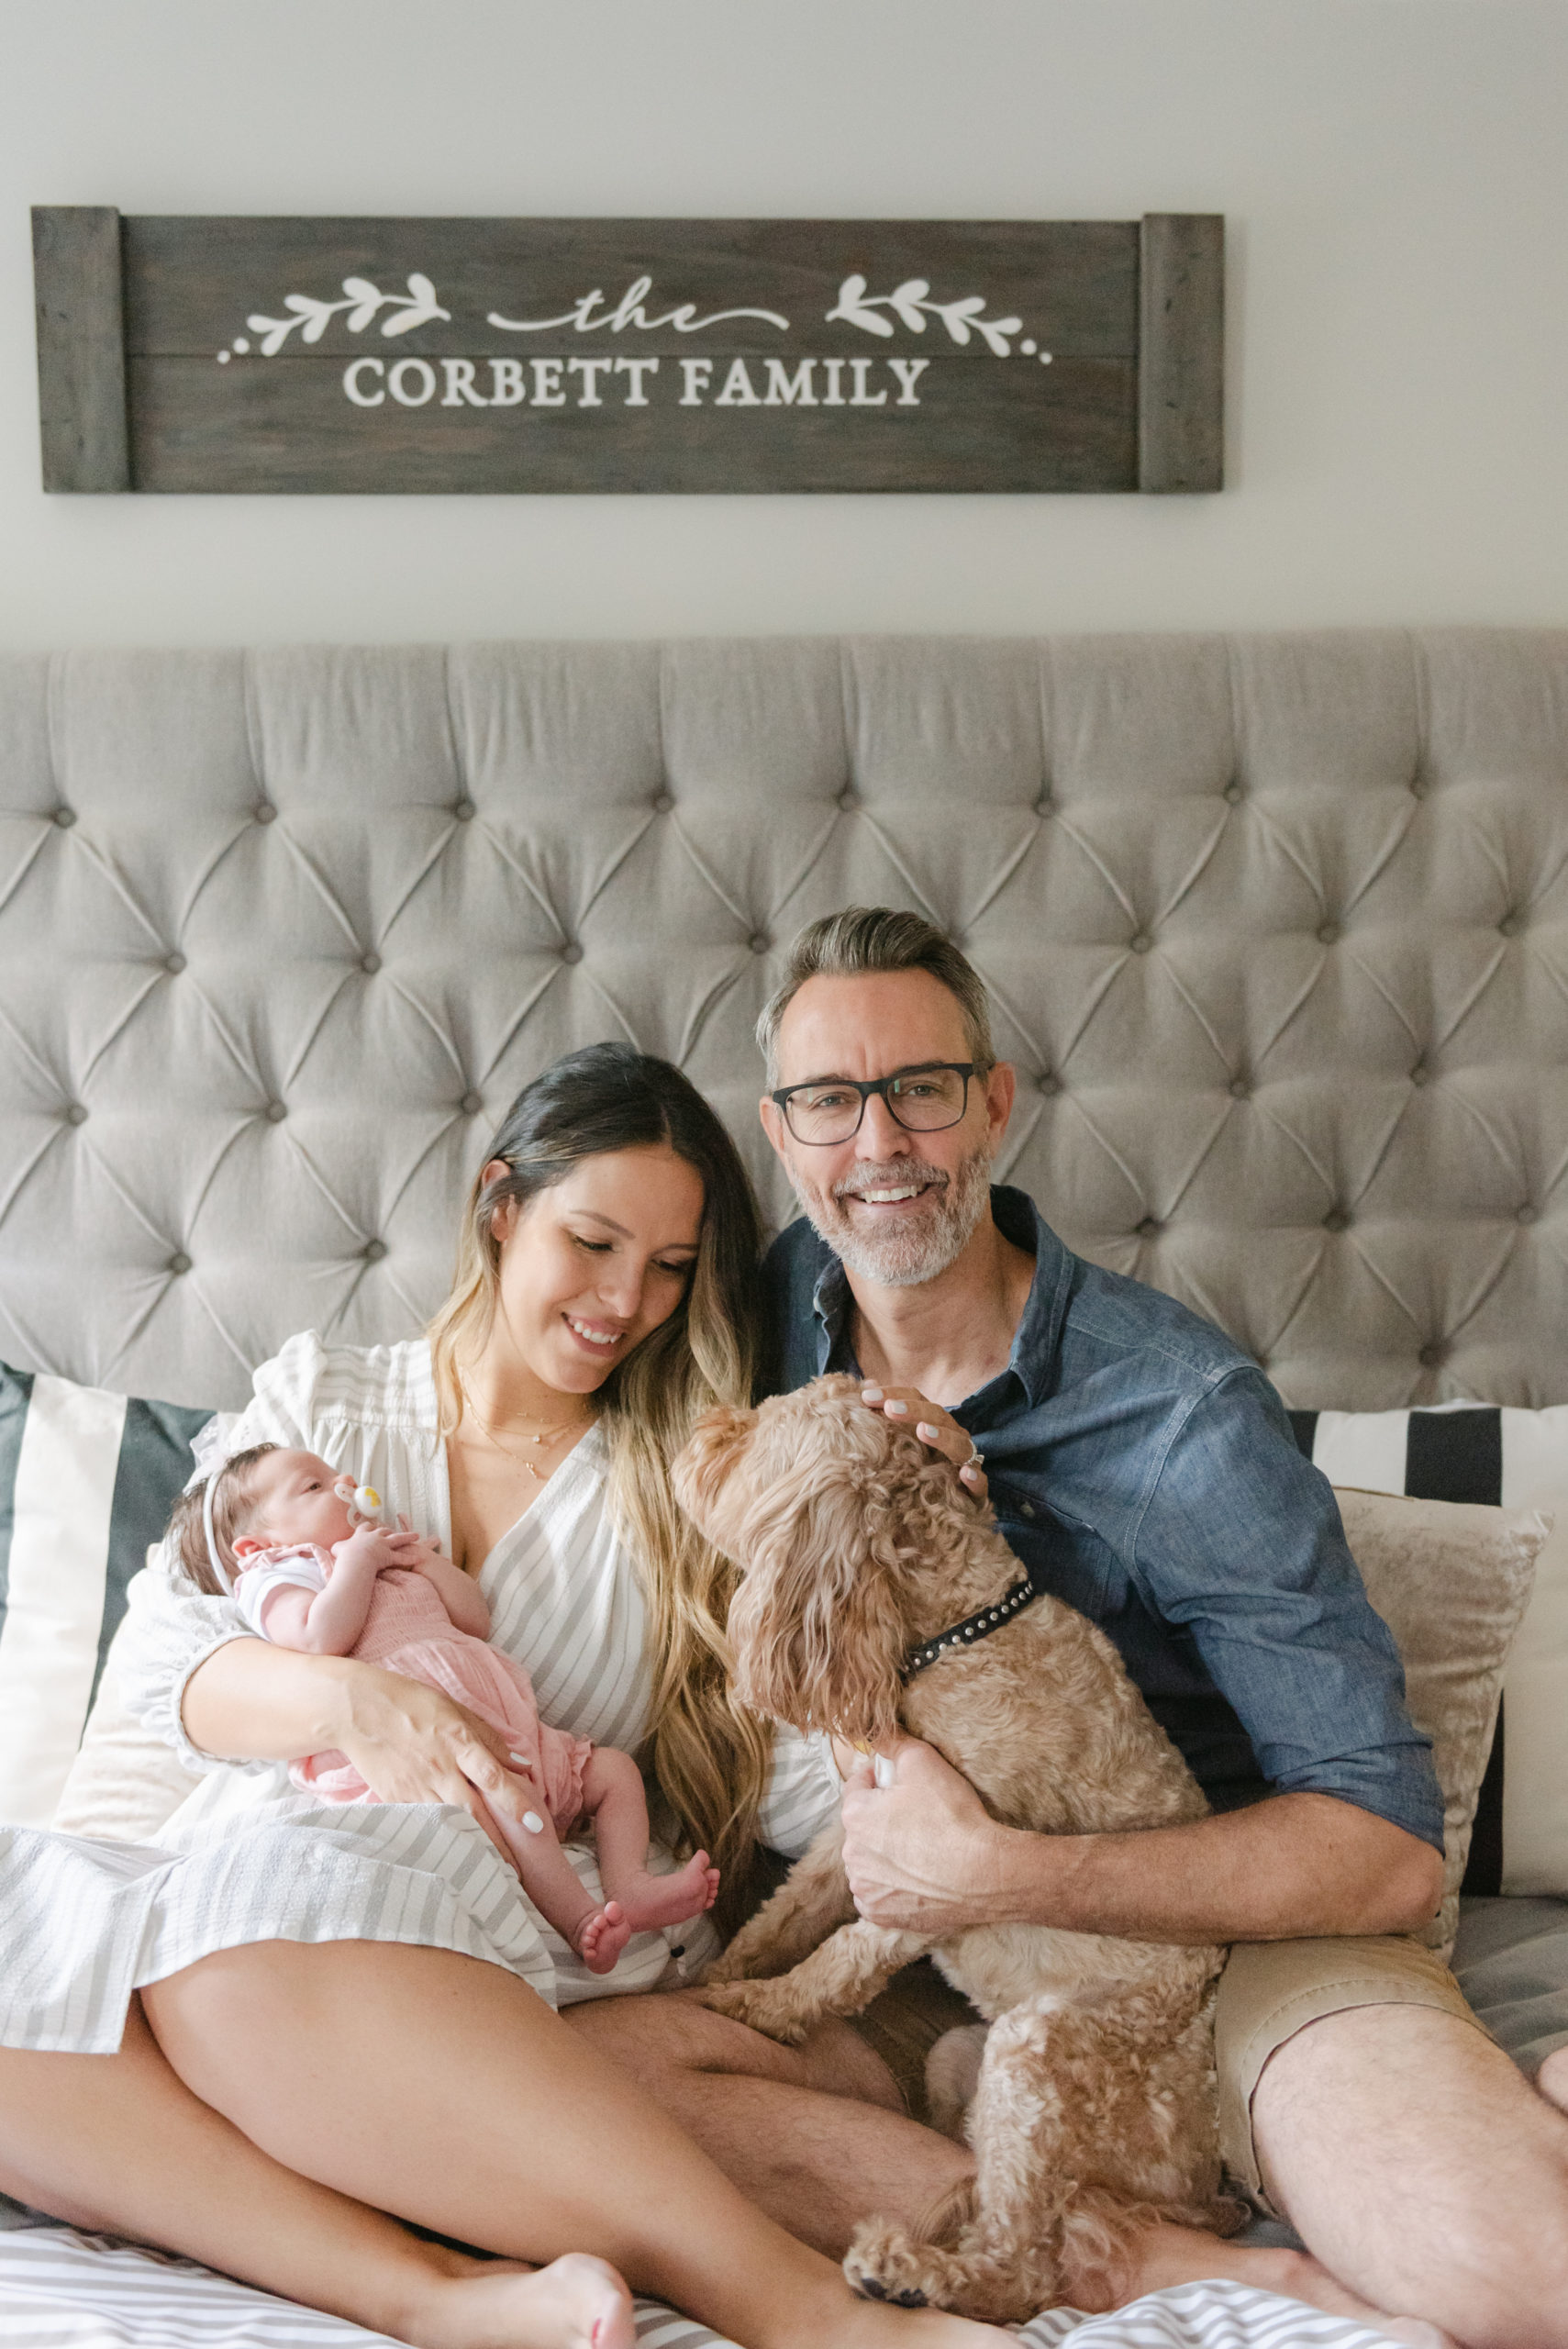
[1131,1367,1445,1851]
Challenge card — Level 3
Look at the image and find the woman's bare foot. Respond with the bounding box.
[402,2250,635,2349]
[573,1902,633,1976]
[1117,2223,1456,2345]
[612,1851,720,1932]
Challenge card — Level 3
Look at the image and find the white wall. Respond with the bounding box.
[4,0,1565,647]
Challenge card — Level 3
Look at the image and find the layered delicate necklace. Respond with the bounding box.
[461,1384,597,1481]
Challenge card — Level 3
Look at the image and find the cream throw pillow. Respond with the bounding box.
[51,1571,197,1844]
[1333,1486,1550,1961]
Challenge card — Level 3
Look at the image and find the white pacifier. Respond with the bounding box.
[334,1476,384,1529]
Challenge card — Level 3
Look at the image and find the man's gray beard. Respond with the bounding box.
[798,1145,994,1290]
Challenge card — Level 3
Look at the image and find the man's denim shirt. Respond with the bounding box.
[761,1186,1444,1852]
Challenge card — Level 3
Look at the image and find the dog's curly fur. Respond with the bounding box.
[672,1375,1242,2325]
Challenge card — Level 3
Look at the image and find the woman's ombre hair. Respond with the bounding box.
[428,1044,770,1918]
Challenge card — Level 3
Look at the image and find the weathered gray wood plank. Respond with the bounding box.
[34,211,1221,494]
[1138,214,1224,494]
[32,207,129,493]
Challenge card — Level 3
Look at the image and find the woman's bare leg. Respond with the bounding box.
[0,1996,632,2349]
[142,1940,1003,2349]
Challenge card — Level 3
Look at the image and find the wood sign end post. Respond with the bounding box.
[31,208,1221,495]
[1138,213,1224,494]
[32,206,130,493]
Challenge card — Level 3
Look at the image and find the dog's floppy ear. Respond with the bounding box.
[727,1439,911,1746]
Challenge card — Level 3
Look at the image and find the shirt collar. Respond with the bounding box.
[806,1185,1073,1409]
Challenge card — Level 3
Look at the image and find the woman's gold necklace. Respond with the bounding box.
[461,1386,596,1481]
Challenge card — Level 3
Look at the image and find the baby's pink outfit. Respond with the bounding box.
[235,1547,592,1832]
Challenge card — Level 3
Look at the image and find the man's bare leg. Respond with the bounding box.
[575,1989,1449,2335]
[1246,2005,1568,2345]
[567,1987,974,2257]
[0,1996,633,2349]
[1538,2043,1568,2113]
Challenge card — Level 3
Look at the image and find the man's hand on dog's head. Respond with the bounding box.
[840,1734,1015,1935]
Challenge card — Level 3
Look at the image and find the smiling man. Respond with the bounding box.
[751,906,1568,2347]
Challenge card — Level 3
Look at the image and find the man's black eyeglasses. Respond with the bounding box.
[770,1063,983,1146]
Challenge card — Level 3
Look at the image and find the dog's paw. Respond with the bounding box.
[848,2220,1049,2327]
[690,1977,812,2043]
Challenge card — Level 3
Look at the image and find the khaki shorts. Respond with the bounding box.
[1213,1932,1492,2205]
[851,1938,1492,2212]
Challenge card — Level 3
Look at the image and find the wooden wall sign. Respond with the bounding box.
[32,210,1222,495]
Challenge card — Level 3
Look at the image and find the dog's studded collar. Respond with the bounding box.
[901,1575,1040,1681]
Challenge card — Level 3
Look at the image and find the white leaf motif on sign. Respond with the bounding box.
[240,274,452,355]
[826,274,1024,357]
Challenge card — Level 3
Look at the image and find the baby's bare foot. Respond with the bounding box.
[406,2252,634,2349]
[573,1900,633,1975]
[613,1851,720,1933]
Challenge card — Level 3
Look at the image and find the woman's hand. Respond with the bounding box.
[334,1662,539,1862]
[859,1384,987,1504]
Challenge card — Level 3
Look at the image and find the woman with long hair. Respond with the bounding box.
[0,1044,992,2349]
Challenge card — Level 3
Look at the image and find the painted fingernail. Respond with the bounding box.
[917,1422,938,1440]
[508,1751,534,1768]
[522,1811,545,1835]
[885,1399,908,1415]
[873,1754,895,1787]
[862,1385,884,1401]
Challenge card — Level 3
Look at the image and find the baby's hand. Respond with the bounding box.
[382,1524,445,1575]
[331,1522,400,1574]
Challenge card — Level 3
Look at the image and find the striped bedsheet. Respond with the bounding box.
[0,2221,1405,2348]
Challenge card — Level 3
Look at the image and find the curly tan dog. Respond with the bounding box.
[671,1374,1242,2326]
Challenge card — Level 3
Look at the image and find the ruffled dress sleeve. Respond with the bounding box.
[115,1332,331,1776]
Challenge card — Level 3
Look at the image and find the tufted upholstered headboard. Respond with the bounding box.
[2,628,1566,1417]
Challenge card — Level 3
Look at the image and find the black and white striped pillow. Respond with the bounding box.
[1289,1404,1568,1899]
[0,1364,213,1829]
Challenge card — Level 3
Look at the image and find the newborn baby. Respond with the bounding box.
[174,1442,717,1973]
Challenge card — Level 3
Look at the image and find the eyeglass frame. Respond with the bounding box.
[768,1061,987,1145]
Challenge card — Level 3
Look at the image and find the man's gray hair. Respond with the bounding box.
[757,907,996,1085]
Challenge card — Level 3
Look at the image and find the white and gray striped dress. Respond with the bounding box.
[0,1331,841,2054]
